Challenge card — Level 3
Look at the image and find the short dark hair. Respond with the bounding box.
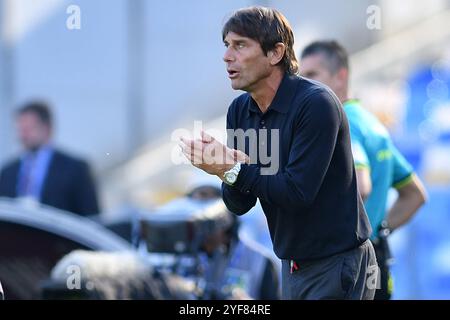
[301,40,349,74]
[222,6,299,75]
[17,101,53,127]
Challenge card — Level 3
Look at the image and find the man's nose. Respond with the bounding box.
[223,48,234,63]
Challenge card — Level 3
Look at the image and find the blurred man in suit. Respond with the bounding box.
[0,101,100,216]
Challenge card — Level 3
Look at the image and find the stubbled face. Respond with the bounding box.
[223,32,272,92]
[300,53,339,92]
[16,112,51,151]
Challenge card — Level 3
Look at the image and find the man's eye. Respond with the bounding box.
[224,43,229,48]
[237,43,245,49]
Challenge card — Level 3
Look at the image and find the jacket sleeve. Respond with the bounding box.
[73,161,100,215]
[221,101,257,215]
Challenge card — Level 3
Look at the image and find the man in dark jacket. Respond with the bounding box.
[180,7,378,299]
[0,101,99,216]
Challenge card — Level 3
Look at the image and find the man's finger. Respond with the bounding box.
[233,149,250,163]
[201,130,215,143]
[182,151,202,166]
[182,147,203,164]
[180,136,195,148]
[180,147,192,160]
[178,142,187,153]
[180,140,203,157]
[182,137,208,153]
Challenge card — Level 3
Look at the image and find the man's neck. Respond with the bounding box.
[250,69,284,113]
[336,86,349,105]
[27,141,51,154]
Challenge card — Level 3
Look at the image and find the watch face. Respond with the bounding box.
[226,172,237,184]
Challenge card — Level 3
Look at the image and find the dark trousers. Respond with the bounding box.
[371,238,393,300]
[281,240,378,300]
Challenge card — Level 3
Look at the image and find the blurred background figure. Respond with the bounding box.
[138,183,280,300]
[299,40,428,299]
[188,177,278,262]
[186,183,280,300]
[0,101,100,216]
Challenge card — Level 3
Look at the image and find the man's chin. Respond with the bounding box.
[230,81,240,90]
[24,144,42,152]
[230,80,247,91]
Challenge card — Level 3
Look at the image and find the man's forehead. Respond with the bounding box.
[18,112,38,121]
[302,53,330,70]
[308,52,342,74]
[302,53,325,64]
[224,32,252,42]
[17,112,47,126]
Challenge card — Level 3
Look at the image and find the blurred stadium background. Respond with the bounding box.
[1,0,450,299]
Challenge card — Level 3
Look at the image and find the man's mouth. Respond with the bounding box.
[227,69,240,79]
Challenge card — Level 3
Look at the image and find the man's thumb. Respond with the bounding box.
[201,130,215,142]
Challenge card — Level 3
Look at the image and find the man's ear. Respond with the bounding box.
[337,67,349,82]
[268,42,286,66]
